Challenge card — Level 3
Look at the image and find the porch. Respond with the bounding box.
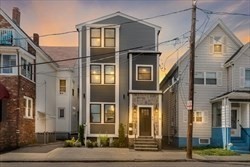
[211,91,250,153]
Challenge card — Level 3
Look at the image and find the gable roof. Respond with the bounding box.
[161,19,243,83]
[42,46,78,68]
[0,8,58,69]
[224,42,250,66]
[76,11,161,31]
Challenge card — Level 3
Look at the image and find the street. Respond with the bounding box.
[1,162,250,167]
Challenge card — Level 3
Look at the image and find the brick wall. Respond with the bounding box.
[0,15,12,28]
[0,75,35,151]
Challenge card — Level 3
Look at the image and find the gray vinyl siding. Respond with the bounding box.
[132,54,157,90]
[90,124,115,134]
[119,53,129,126]
[177,25,241,138]
[227,67,233,91]
[94,16,156,51]
[90,48,115,63]
[161,68,179,145]
[232,47,250,90]
[90,85,115,102]
[81,27,87,123]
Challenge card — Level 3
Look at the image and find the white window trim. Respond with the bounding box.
[59,79,67,95]
[245,68,250,88]
[195,71,219,86]
[24,96,33,119]
[199,138,210,144]
[136,64,153,81]
[210,36,224,54]
[89,24,120,48]
[20,57,34,81]
[90,63,116,85]
[193,111,203,123]
[0,53,18,75]
[58,107,65,119]
[89,102,115,124]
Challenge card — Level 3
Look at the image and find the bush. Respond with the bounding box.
[86,140,93,148]
[111,138,120,147]
[99,135,109,147]
[118,123,126,147]
[64,137,82,147]
[79,124,85,145]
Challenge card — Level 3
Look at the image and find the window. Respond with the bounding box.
[104,28,115,47]
[210,36,223,54]
[104,65,115,84]
[90,65,101,84]
[90,28,101,47]
[195,72,217,85]
[199,138,210,144]
[137,65,152,81]
[59,79,66,94]
[21,58,33,80]
[245,68,250,87]
[72,89,74,96]
[212,102,222,127]
[193,111,203,123]
[194,72,204,85]
[206,72,216,85]
[90,104,101,123]
[0,29,13,45]
[104,104,115,123]
[0,54,16,74]
[58,108,65,118]
[24,96,33,119]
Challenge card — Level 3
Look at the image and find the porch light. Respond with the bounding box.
[155,104,158,113]
[133,104,137,112]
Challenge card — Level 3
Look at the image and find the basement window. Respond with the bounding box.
[199,138,210,144]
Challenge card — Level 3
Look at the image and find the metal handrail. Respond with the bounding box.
[238,120,250,138]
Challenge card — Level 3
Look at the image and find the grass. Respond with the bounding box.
[194,148,239,156]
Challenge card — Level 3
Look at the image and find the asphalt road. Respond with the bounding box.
[1,162,250,167]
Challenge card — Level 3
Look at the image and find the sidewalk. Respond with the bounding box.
[0,143,250,162]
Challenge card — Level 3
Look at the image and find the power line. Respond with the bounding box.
[197,7,250,17]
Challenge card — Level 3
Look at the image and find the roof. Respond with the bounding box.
[42,46,78,68]
[224,42,250,66]
[210,90,250,102]
[161,19,243,83]
[0,8,58,69]
[76,11,161,31]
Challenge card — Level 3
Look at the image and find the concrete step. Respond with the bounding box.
[231,142,247,146]
[134,147,158,151]
[134,144,158,148]
[135,141,157,144]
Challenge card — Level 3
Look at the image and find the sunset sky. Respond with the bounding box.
[1,0,249,79]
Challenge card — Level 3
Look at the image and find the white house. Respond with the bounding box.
[160,20,250,153]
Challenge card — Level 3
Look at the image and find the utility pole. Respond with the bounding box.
[186,0,196,159]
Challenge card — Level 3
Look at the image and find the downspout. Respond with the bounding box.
[16,49,20,147]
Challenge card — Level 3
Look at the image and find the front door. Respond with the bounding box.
[231,109,241,137]
[139,107,151,136]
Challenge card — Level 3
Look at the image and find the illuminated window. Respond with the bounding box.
[104,28,115,47]
[59,79,66,94]
[137,65,152,81]
[104,65,115,84]
[210,36,223,54]
[24,96,33,119]
[104,104,115,123]
[194,111,203,123]
[90,28,101,47]
[90,65,101,84]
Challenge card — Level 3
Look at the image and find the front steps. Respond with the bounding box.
[231,137,250,154]
[134,136,158,151]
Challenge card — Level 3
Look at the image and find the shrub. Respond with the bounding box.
[118,123,126,147]
[111,138,120,147]
[99,135,109,147]
[86,140,93,148]
[79,124,85,145]
[64,137,82,147]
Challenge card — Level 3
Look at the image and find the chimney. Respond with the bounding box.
[12,7,20,26]
[33,33,39,46]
